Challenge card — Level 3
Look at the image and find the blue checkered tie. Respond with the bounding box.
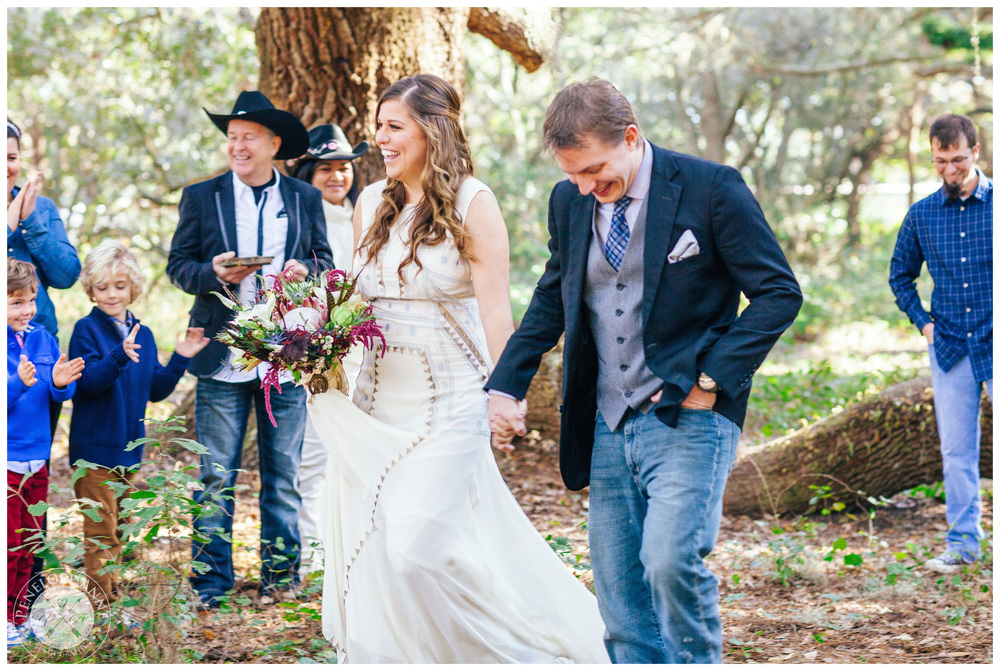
[604,195,633,272]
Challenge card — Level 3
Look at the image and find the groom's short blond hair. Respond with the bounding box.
[542,78,640,151]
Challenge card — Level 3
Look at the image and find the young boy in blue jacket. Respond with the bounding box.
[7,258,84,647]
[68,239,208,613]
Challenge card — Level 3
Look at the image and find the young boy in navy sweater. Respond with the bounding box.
[68,239,208,612]
[7,258,85,647]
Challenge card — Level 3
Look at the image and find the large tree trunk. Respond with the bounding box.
[523,360,993,517]
[256,7,469,189]
[723,377,993,517]
[255,7,552,190]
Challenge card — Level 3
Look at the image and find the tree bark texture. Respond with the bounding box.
[256,7,470,189]
[467,7,555,73]
[723,377,993,517]
[522,337,566,439]
[255,7,551,191]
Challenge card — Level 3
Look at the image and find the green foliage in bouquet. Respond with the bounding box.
[213,268,385,425]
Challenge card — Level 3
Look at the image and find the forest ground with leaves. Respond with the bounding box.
[16,409,992,664]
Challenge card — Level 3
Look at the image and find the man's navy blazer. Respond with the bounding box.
[166,171,334,377]
[486,143,803,490]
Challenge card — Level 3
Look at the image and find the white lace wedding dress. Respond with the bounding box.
[309,177,609,663]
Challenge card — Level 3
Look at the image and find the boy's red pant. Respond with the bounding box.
[7,467,48,625]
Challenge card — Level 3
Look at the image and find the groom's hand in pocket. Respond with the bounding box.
[488,394,527,452]
[680,385,716,410]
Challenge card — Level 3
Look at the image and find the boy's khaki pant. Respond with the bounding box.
[73,467,136,608]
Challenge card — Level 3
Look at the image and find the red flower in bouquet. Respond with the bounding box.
[214,268,385,426]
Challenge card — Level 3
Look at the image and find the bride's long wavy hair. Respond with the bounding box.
[357,74,475,277]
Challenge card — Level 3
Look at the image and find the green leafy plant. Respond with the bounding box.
[546,535,592,573]
[17,416,239,662]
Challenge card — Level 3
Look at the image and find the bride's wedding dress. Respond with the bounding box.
[310,177,609,663]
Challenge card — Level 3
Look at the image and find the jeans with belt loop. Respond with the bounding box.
[589,406,740,663]
[191,377,306,604]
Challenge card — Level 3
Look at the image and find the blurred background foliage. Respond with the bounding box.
[7,7,993,439]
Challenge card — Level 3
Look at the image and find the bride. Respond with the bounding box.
[308,74,609,663]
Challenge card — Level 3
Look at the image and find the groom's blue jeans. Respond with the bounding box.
[191,377,305,603]
[589,407,739,664]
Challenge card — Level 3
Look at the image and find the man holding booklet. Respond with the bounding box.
[166,90,332,608]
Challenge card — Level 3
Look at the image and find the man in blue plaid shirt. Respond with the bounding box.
[889,113,993,573]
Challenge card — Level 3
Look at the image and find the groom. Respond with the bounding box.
[486,78,802,663]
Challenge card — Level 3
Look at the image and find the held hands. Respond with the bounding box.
[17,355,37,387]
[282,259,309,281]
[488,395,528,452]
[922,322,934,344]
[212,251,262,285]
[175,327,210,358]
[52,353,85,389]
[123,324,141,363]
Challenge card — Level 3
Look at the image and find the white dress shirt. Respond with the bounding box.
[213,168,292,383]
[322,198,355,271]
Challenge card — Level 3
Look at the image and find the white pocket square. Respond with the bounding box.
[667,230,700,264]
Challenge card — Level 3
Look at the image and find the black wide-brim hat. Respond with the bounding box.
[302,123,369,161]
[204,90,310,161]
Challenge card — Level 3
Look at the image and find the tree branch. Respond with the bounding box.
[467,7,555,73]
[750,55,934,76]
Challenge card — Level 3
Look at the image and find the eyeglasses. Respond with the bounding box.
[932,154,973,168]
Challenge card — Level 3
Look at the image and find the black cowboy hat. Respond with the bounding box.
[302,124,369,161]
[204,91,309,160]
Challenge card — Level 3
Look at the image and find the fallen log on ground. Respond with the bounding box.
[723,376,992,516]
[520,347,993,516]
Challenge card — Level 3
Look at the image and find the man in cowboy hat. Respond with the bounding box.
[166,90,333,607]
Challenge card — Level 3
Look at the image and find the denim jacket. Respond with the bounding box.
[6,188,81,335]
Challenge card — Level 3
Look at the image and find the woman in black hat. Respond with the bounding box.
[289,124,368,582]
[290,124,368,270]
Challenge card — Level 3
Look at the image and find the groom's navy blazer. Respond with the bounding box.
[486,143,802,490]
[166,171,333,377]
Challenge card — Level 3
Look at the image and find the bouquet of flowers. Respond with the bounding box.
[213,268,385,426]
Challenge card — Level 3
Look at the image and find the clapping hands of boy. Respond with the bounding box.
[121,325,208,362]
[52,352,85,389]
[175,327,210,358]
[123,324,142,363]
[17,355,37,387]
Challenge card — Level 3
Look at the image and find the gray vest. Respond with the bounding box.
[583,196,662,431]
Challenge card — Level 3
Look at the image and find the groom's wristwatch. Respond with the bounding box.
[697,372,720,394]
